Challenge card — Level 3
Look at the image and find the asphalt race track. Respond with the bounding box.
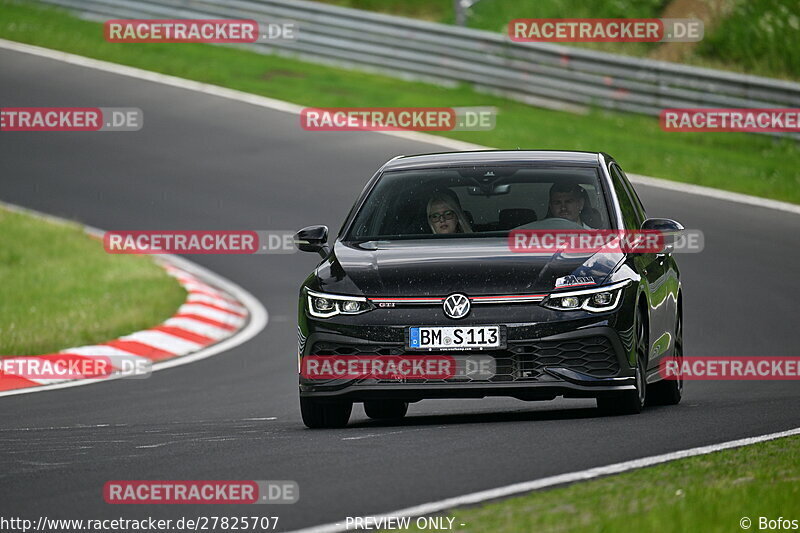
[1,48,799,531]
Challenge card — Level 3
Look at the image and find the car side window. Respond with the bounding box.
[610,164,641,229]
[614,164,647,222]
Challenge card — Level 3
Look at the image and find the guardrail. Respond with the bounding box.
[39,0,800,138]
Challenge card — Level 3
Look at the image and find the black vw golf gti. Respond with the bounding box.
[295,151,684,428]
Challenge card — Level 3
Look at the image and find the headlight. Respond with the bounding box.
[306,289,371,318]
[544,280,630,313]
[590,292,613,306]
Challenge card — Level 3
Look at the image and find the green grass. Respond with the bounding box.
[318,0,800,80]
[391,435,800,533]
[0,207,186,355]
[317,0,666,56]
[318,0,667,26]
[315,0,450,21]
[696,0,800,80]
[1,0,799,204]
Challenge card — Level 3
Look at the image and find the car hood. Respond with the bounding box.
[315,239,624,296]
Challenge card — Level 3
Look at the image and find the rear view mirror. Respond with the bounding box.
[641,218,684,254]
[294,225,330,258]
[641,218,684,232]
[466,184,511,195]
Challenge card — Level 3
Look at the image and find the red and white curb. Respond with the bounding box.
[0,202,268,398]
[0,264,246,392]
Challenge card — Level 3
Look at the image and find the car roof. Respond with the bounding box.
[382,150,605,171]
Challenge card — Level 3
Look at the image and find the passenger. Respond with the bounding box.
[546,183,592,229]
[427,193,473,234]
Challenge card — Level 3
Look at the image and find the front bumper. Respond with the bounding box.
[299,315,636,402]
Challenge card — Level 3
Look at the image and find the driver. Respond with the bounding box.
[546,183,591,229]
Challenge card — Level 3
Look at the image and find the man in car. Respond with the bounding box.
[546,183,592,229]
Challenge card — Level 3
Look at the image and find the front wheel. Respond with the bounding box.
[597,307,647,415]
[300,397,352,428]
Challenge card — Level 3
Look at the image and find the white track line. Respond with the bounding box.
[0,38,797,216]
[625,173,800,216]
[288,426,800,533]
[0,201,268,398]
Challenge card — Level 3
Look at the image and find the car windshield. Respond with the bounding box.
[345,165,612,240]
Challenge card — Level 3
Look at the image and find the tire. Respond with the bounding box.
[647,310,684,406]
[597,306,647,415]
[364,400,409,420]
[300,396,352,428]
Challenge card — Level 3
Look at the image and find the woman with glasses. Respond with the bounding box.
[426,192,473,234]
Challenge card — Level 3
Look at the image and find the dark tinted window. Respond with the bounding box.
[613,164,647,222]
[345,166,612,240]
[610,165,642,229]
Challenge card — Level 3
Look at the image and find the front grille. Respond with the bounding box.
[510,337,619,379]
[308,336,618,382]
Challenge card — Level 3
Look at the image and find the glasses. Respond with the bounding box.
[429,210,456,223]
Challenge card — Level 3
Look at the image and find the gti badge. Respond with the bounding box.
[443,293,470,319]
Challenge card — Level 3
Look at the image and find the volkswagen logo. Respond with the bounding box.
[443,293,470,319]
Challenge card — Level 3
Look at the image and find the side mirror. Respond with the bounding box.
[294,225,330,258]
[641,218,684,254]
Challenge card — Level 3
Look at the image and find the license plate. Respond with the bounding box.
[408,326,501,350]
